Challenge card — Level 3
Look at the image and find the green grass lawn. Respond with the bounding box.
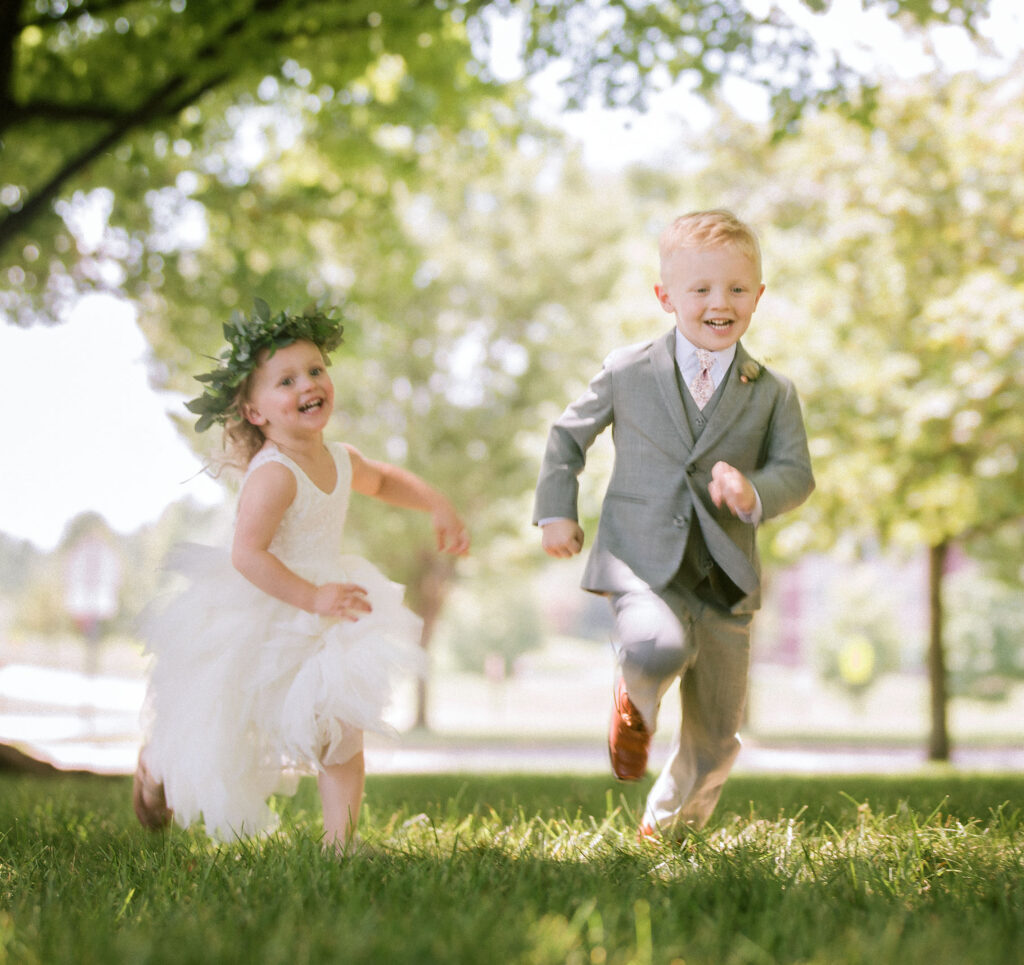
[0,770,1021,964]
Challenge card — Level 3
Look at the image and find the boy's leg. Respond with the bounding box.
[609,585,697,730]
[608,586,694,780]
[641,605,752,833]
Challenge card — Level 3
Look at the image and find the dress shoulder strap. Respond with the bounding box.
[327,441,353,490]
[245,444,298,481]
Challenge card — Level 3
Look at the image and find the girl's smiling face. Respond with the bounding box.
[241,339,335,439]
[654,244,765,351]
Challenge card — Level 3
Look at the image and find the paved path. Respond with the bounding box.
[363,736,1024,776]
[2,661,1022,776]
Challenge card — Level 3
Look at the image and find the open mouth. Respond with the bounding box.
[704,319,734,330]
[298,399,323,413]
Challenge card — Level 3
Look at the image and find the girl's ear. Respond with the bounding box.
[241,402,266,426]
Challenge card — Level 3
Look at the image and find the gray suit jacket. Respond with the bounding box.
[533,330,815,613]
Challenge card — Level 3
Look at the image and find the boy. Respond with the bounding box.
[534,210,814,837]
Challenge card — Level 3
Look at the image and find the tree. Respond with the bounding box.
[669,68,1024,759]
[329,141,643,726]
[0,0,1007,740]
[1,0,508,325]
[1,0,997,325]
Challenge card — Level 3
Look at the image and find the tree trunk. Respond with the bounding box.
[409,552,455,731]
[927,541,950,761]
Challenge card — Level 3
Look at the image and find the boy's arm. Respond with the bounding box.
[533,361,616,524]
[745,378,816,521]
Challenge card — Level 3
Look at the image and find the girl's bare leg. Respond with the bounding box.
[318,752,366,854]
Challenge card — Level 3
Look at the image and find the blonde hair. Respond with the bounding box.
[222,389,266,469]
[658,209,763,281]
[210,374,265,474]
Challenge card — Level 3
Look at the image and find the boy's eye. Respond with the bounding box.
[310,367,323,377]
[280,377,293,387]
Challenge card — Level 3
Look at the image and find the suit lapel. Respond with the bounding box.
[650,329,695,450]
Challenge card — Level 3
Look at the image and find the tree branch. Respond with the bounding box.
[1,0,455,253]
[3,100,140,124]
[0,0,22,119]
[0,70,225,252]
[0,0,293,253]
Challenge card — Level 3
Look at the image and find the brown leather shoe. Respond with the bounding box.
[132,750,172,830]
[607,678,650,781]
[637,822,658,843]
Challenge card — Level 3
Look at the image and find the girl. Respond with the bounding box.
[133,301,468,853]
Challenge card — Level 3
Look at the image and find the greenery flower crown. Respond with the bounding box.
[185,297,345,432]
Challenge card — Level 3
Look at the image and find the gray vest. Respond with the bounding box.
[673,363,743,607]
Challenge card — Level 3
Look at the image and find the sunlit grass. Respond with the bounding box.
[0,772,1020,963]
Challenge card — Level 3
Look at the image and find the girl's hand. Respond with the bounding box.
[432,503,470,556]
[311,582,372,621]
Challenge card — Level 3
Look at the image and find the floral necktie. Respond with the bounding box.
[689,349,715,409]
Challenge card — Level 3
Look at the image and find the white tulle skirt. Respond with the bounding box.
[139,544,424,841]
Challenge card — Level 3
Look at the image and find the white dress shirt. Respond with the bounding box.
[675,331,736,395]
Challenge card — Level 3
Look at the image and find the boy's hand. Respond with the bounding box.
[541,519,585,558]
[709,461,756,517]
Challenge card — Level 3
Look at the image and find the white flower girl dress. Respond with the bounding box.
[139,442,424,840]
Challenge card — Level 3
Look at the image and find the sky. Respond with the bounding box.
[0,295,223,549]
[1,0,1020,551]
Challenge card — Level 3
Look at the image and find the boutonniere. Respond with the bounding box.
[739,359,762,384]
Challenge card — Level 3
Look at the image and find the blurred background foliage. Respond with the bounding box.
[1,0,1022,750]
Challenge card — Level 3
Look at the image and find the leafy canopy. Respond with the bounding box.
[1,0,997,325]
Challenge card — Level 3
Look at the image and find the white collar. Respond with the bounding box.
[674,330,737,382]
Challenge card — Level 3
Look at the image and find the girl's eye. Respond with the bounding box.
[280,377,293,387]
[310,367,323,377]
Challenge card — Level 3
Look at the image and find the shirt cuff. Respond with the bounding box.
[736,488,763,526]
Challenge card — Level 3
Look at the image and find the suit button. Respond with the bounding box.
[672,516,686,528]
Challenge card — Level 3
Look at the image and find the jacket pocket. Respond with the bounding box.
[605,491,649,505]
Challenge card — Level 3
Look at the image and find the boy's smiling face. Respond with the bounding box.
[654,243,765,351]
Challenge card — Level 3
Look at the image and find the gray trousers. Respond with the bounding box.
[610,575,752,832]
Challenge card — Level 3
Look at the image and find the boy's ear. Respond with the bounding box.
[654,284,674,314]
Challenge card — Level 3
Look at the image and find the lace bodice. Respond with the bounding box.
[244,442,352,583]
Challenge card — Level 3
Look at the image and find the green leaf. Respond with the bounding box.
[252,297,271,323]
